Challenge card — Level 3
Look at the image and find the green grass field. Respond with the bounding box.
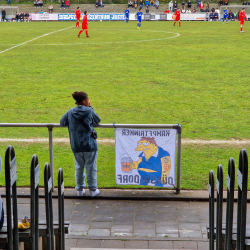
[0,20,250,189]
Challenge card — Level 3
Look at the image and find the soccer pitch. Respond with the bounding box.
[0,20,250,189]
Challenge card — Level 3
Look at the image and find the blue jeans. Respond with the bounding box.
[74,151,98,191]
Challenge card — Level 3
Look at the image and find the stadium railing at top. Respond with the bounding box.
[0,123,182,193]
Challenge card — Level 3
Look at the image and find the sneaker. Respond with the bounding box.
[90,189,100,197]
[86,36,90,37]
[77,190,85,196]
[240,31,244,32]
[77,34,80,38]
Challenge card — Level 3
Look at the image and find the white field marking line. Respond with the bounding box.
[0,26,74,54]
[0,29,180,46]
[0,138,250,145]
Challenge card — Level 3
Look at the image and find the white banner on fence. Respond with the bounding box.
[30,13,58,21]
[167,13,206,20]
[115,128,176,187]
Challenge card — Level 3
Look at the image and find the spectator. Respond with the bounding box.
[234,10,237,20]
[15,12,19,22]
[181,0,185,8]
[24,12,29,21]
[209,11,214,20]
[228,10,234,20]
[186,8,191,12]
[243,0,247,4]
[192,6,196,12]
[197,0,201,8]
[215,7,220,16]
[211,7,215,12]
[19,12,24,21]
[219,0,223,5]
[205,6,209,12]
[173,0,178,11]
[8,0,11,5]
[181,7,185,12]
[38,0,43,8]
[1,8,6,22]
[128,0,134,8]
[187,0,191,8]
[224,0,228,4]
[146,6,149,12]
[145,0,149,7]
[39,9,44,13]
[99,0,104,8]
[150,0,155,6]
[34,0,38,7]
[60,91,101,198]
[155,0,159,8]
[206,2,209,8]
[139,0,143,8]
[249,0,250,5]
[169,0,173,10]
[95,0,99,7]
[65,0,70,8]
[214,11,218,20]
[60,0,65,9]
[134,0,138,8]
[48,4,53,13]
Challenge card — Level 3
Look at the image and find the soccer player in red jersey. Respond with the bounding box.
[78,11,89,38]
[74,7,81,28]
[173,8,181,27]
[239,8,246,33]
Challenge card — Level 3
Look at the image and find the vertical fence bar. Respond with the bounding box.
[216,164,223,250]
[236,149,248,250]
[224,157,235,250]
[44,163,55,250]
[176,125,182,194]
[48,126,54,191]
[30,155,39,250]
[209,170,215,250]
[5,145,19,250]
[58,168,65,250]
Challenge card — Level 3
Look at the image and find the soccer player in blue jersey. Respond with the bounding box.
[124,7,130,23]
[223,7,228,24]
[136,7,143,29]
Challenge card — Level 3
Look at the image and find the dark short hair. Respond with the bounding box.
[72,91,88,105]
[84,10,87,14]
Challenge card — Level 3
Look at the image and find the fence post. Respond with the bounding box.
[48,126,54,192]
[44,163,55,250]
[224,157,235,250]
[5,145,19,250]
[30,155,39,250]
[58,168,65,250]
[236,149,248,250]
[216,164,223,250]
[209,170,215,250]
[176,125,182,194]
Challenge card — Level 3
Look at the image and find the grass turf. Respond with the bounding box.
[0,20,249,189]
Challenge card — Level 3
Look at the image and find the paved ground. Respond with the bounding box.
[2,188,250,250]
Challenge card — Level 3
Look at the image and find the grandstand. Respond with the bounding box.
[8,3,221,15]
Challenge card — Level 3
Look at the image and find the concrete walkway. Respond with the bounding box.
[2,188,249,250]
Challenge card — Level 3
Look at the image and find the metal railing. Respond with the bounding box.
[0,123,182,193]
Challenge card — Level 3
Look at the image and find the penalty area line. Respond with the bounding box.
[0,26,74,54]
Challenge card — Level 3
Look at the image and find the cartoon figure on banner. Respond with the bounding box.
[130,137,172,187]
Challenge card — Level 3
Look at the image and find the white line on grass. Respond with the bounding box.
[0,26,74,54]
[0,29,180,46]
[0,138,250,145]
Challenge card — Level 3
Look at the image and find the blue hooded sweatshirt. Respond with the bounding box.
[60,105,101,153]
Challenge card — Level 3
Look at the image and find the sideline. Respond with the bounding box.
[0,138,250,145]
[0,26,74,54]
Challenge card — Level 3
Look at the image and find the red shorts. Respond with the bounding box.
[76,16,80,21]
[175,17,180,21]
[240,20,244,25]
[82,25,88,29]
